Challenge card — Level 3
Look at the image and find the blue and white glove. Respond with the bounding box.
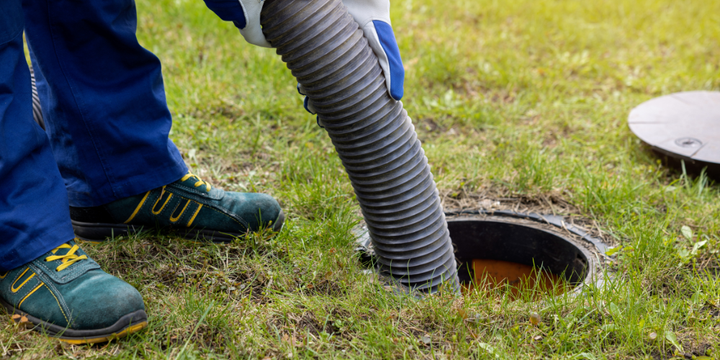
[343,0,405,101]
[204,0,271,48]
[205,0,404,115]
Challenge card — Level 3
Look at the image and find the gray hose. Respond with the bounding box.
[261,0,460,293]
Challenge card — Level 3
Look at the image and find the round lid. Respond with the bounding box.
[628,91,720,165]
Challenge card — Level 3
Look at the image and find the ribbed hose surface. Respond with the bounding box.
[261,0,459,293]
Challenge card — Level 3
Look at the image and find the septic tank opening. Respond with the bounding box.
[355,210,604,298]
[448,217,593,298]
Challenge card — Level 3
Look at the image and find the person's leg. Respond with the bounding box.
[25,0,284,242]
[0,1,147,344]
[0,0,71,270]
[23,0,187,208]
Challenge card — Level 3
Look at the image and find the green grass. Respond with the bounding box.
[10,0,720,358]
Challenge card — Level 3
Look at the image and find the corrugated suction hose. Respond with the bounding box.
[261,0,460,293]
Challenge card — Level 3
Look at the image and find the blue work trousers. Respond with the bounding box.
[0,0,188,270]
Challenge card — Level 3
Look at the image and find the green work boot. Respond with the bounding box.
[70,172,285,243]
[0,241,147,344]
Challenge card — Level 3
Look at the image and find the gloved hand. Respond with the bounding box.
[204,0,271,48]
[205,0,404,114]
[343,0,405,101]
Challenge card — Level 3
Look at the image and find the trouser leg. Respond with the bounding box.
[0,0,73,270]
[23,0,187,207]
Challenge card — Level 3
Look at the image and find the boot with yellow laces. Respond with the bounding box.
[0,241,147,344]
[69,172,285,242]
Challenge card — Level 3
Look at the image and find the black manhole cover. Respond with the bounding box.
[628,91,720,179]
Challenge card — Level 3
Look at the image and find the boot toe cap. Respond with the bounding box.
[61,271,145,330]
[219,192,284,232]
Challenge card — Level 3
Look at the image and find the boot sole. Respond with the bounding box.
[71,210,285,243]
[1,297,147,344]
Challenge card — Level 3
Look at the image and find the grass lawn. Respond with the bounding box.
[11,0,720,358]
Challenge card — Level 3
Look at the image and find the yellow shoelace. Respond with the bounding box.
[181,172,212,191]
[45,244,88,272]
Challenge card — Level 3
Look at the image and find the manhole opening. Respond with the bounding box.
[449,218,592,298]
[354,211,605,297]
